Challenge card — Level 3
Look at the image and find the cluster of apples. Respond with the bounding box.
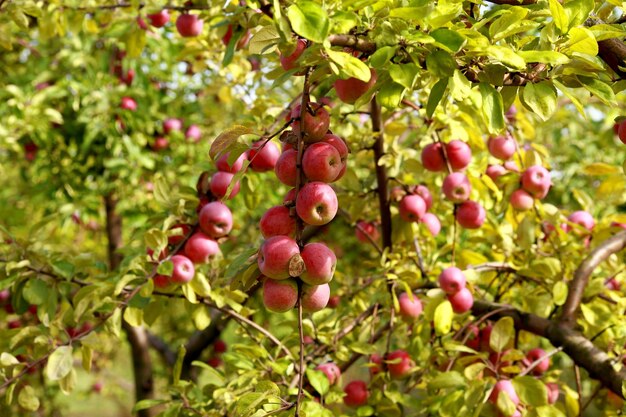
[438,267,473,313]
[419,139,486,229]
[395,184,442,236]
[152,118,202,151]
[256,103,348,314]
[207,339,227,368]
[137,9,204,38]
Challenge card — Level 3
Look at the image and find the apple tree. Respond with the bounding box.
[1,1,626,416]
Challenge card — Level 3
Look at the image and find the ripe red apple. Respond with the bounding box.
[293,104,330,143]
[323,134,349,179]
[207,357,222,368]
[163,118,182,134]
[316,362,341,385]
[301,283,330,312]
[176,14,203,37]
[387,350,413,379]
[343,380,369,407]
[8,319,21,329]
[258,236,301,279]
[248,140,280,172]
[421,142,446,172]
[355,221,380,243]
[199,201,233,238]
[567,210,594,232]
[170,255,195,284]
[420,212,441,236]
[442,173,471,203]
[448,287,474,313]
[185,124,201,142]
[120,96,137,111]
[504,160,520,172]
[295,182,338,226]
[168,223,192,245]
[280,39,307,71]
[303,142,343,182]
[413,185,433,210]
[210,171,240,199]
[486,164,507,183]
[524,347,550,375]
[263,278,298,312]
[489,379,520,406]
[300,242,336,285]
[334,68,377,104]
[618,121,626,144]
[456,200,486,229]
[465,325,481,350]
[214,340,227,353]
[521,165,551,199]
[399,195,426,222]
[23,141,38,161]
[283,188,297,204]
[92,381,104,394]
[438,267,466,295]
[488,134,517,160]
[369,354,383,375]
[327,295,341,308]
[275,148,298,186]
[445,140,472,171]
[398,292,423,319]
[260,205,296,238]
[147,10,170,28]
[137,16,149,30]
[184,232,219,264]
[605,277,620,291]
[216,151,247,173]
[152,137,169,151]
[510,189,534,211]
[153,274,171,288]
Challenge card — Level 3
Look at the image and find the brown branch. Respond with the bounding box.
[146,331,177,367]
[327,34,376,54]
[181,315,229,380]
[560,231,626,326]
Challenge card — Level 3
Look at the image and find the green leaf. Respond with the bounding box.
[59,368,77,394]
[513,376,548,406]
[589,24,626,42]
[582,163,620,175]
[157,261,174,277]
[189,273,211,298]
[428,371,466,389]
[306,368,330,396]
[46,346,73,381]
[496,389,517,416]
[479,83,505,132]
[577,76,615,105]
[434,300,453,335]
[517,51,569,65]
[248,25,279,55]
[369,46,398,68]
[286,1,329,43]
[489,7,529,41]
[485,46,526,70]
[522,82,557,122]
[326,49,371,81]
[133,399,169,412]
[426,50,456,78]
[564,0,594,30]
[125,27,147,59]
[548,0,568,34]
[0,352,20,367]
[191,361,226,386]
[563,27,598,56]
[173,345,186,385]
[17,385,39,411]
[23,279,48,305]
[490,317,514,353]
[210,125,256,160]
[552,281,568,306]
[389,63,419,89]
[426,78,448,118]
[123,307,144,327]
[377,82,405,109]
[431,28,465,52]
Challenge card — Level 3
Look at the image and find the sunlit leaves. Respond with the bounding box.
[286,1,329,43]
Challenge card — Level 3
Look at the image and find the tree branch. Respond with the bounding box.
[560,231,626,326]
[146,331,177,367]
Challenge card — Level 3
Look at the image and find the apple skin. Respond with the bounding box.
[456,200,486,229]
[210,171,240,199]
[199,202,233,238]
[323,134,349,179]
[399,195,427,222]
[185,124,202,142]
[275,148,298,186]
[316,362,341,385]
[486,164,507,183]
[300,242,336,285]
[121,69,135,86]
[521,165,551,199]
[413,185,433,210]
[546,382,559,404]
[465,324,481,350]
[524,347,550,375]
[327,295,341,308]
[420,212,441,236]
[152,137,169,151]
[504,160,520,172]
[506,105,517,123]
[445,140,472,171]
[280,39,307,71]
[398,292,423,319]
[284,188,297,204]
[8,319,21,329]
[303,142,343,183]
[567,210,594,232]
[248,140,280,172]
[176,14,203,37]
[387,350,413,379]
[355,221,380,243]
[488,135,517,160]
[442,173,471,203]
[163,118,182,134]
[293,104,330,143]
[168,223,193,245]
[489,380,520,406]
[421,142,446,172]
[170,255,195,284]
[295,182,338,226]
[120,96,137,111]
[438,267,466,295]
[184,232,220,264]
[334,68,377,104]
[343,380,369,407]
[263,278,298,313]
[214,340,227,353]
[509,189,534,211]
[216,151,247,173]
[369,354,383,375]
[260,205,296,238]
[605,277,620,291]
[153,274,171,288]
[258,236,301,280]
[618,121,626,144]
[147,10,170,27]
[301,283,331,312]
[207,357,222,368]
[448,287,474,313]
